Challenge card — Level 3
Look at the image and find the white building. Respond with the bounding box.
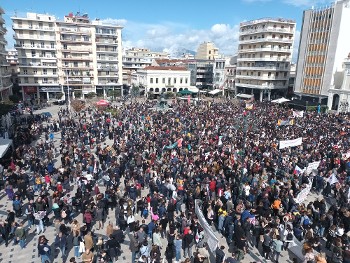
[236,18,295,101]
[0,7,13,100]
[123,48,169,86]
[134,66,190,95]
[12,12,123,102]
[327,54,350,112]
[213,57,226,94]
[295,0,350,103]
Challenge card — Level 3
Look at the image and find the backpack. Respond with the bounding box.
[303,217,310,226]
[142,208,149,218]
[287,232,293,241]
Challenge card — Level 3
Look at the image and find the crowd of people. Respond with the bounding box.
[0,98,350,263]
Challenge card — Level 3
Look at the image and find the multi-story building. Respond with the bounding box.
[122,48,169,86]
[12,12,58,102]
[188,60,214,89]
[295,0,350,104]
[327,54,350,112]
[195,42,219,60]
[6,49,19,87]
[12,12,123,102]
[134,66,190,96]
[236,18,295,101]
[213,57,226,92]
[0,7,13,100]
[224,56,237,96]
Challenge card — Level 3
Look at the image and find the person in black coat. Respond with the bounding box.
[105,235,120,261]
[0,220,10,247]
[165,242,175,263]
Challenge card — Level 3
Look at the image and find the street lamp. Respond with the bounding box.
[65,70,71,112]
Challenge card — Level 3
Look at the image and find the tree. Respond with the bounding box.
[85,92,97,99]
[70,99,86,112]
[131,85,140,98]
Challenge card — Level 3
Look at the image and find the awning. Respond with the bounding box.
[187,86,199,93]
[0,138,13,158]
[208,89,221,95]
[236,93,254,99]
[178,89,194,95]
[271,97,290,104]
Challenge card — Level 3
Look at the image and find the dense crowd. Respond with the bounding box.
[0,99,350,263]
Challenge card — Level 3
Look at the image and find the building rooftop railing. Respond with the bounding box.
[240,17,296,27]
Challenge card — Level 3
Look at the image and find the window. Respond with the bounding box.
[174,78,176,84]
[63,44,67,50]
[185,78,188,84]
[43,78,48,83]
[34,77,38,83]
[180,78,183,84]
[53,69,56,75]
[268,72,271,77]
[33,70,37,74]
[258,72,261,76]
[272,34,276,39]
[43,69,47,75]
[41,42,44,48]
[31,41,35,47]
[74,62,78,67]
[162,78,165,84]
[156,78,158,84]
[51,42,55,49]
[23,69,27,75]
[150,78,153,84]
[85,62,90,67]
[168,78,171,85]
[24,77,28,83]
[106,71,110,75]
[83,36,89,41]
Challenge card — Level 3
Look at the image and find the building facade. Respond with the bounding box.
[327,55,350,112]
[12,12,123,102]
[236,18,295,101]
[224,56,237,96]
[122,48,169,86]
[295,0,350,103]
[6,49,19,88]
[134,66,190,96]
[195,42,219,60]
[0,7,13,100]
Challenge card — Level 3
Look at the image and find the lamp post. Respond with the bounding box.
[65,70,71,112]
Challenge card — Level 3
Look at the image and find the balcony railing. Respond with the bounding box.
[239,38,293,44]
[237,57,289,62]
[235,82,286,89]
[240,27,294,35]
[238,47,292,53]
[236,74,289,80]
[237,66,289,71]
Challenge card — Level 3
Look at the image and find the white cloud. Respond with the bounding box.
[101,18,240,56]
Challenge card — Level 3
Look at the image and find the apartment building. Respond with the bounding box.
[134,66,190,96]
[224,56,237,96]
[12,12,123,102]
[123,48,169,86]
[195,42,219,60]
[236,18,295,101]
[0,7,13,100]
[6,49,19,87]
[295,0,350,104]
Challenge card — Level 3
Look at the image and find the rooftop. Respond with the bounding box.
[240,17,296,27]
[144,66,188,71]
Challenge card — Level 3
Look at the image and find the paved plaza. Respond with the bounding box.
[0,102,326,263]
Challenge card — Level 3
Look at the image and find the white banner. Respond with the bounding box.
[293,110,304,118]
[305,161,320,175]
[195,200,219,252]
[279,137,303,149]
[295,177,313,204]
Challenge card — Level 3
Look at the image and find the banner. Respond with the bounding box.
[277,119,294,126]
[279,137,302,149]
[295,177,313,204]
[293,110,304,118]
[327,174,339,185]
[293,165,305,175]
[305,161,320,175]
[195,200,219,252]
[245,103,254,110]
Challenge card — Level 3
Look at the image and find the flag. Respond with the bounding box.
[327,174,338,185]
[294,165,305,175]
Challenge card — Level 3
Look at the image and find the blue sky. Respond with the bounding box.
[2,0,334,56]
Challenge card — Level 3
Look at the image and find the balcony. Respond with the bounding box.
[237,57,289,62]
[238,47,292,53]
[12,25,55,31]
[97,66,118,71]
[95,40,118,45]
[236,74,289,80]
[62,65,93,70]
[61,47,92,53]
[15,44,56,50]
[18,73,58,78]
[240,27,294,36]
[0,16,5,24]
[96,49,117,53]
[98,81,119,85]
[235,82,286,90]
[61,56,92,61]
[20,62,57,68]
[13,34,55,41]
[238,66,289,71]
[239,37,293,44]
[0,26,6,34]
[97,57,118,62]
[60,37,91,43]
[60,28,91,35]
